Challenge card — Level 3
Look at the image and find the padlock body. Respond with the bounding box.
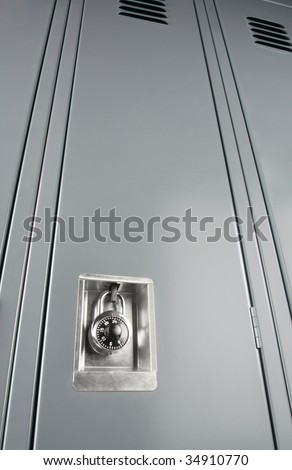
[88,309,132,355]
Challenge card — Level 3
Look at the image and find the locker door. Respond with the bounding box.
[0,0,55,267]
[30,0,274,449]
[0,0,57,443]
[214,0,292,412]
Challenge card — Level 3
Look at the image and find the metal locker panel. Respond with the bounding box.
[214,0,292,301]
[0,0,71,446]
[214,0,292,414]
[32,0,274,449]
[0,0,55,269]
[2,0,86,450]
[195,0,292,448]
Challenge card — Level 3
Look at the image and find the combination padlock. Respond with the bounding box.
[88,285,132,355]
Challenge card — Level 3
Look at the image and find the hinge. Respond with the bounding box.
[249,306,262,349]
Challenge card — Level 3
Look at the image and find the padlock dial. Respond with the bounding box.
[96,315,130,351]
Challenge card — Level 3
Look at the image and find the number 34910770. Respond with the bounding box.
[185,455,249,466]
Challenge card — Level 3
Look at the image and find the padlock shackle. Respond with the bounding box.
[97,289,125,316]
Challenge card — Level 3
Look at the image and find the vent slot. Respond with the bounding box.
[250,28,289,40]
[249,22,287,34]
[118,0,168,25]
[120,6,166,18]
[247,16,285,29]
[247,16,292,52]
[120,1,166,12]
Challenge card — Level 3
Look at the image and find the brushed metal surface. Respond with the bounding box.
[73,274,157,391]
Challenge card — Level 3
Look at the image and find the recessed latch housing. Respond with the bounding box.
[73,274,157,391]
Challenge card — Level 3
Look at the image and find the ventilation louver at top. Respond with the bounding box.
[118,0,168,25]
[247,16,292,53]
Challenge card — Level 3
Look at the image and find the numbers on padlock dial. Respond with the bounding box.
[96,315,130,351]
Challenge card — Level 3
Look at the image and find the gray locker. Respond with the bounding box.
[0,0,66,444]
[213,0,292,404]
[0,0,292,450]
